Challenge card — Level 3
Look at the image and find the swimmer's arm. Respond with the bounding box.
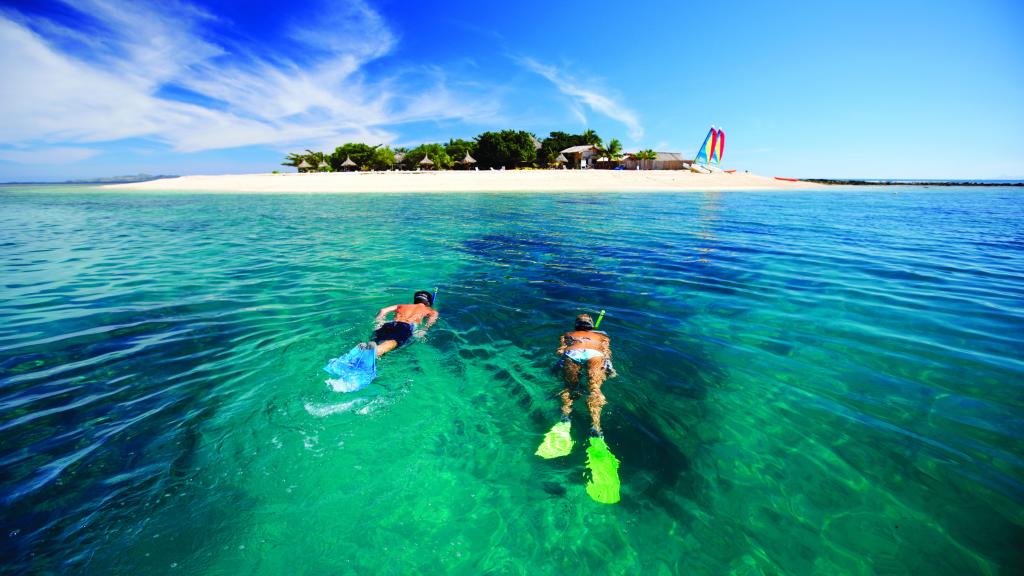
[555,334,569,356]
[422,309,439,330]
[375,305,398,324]
[601,337,617,377]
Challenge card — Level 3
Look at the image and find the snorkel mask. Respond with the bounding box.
[413,290,434,306]
[575,314,595,331]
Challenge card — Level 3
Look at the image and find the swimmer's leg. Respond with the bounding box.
[374,340,397,357]
[560,359,581,419]
[586,357,608,436]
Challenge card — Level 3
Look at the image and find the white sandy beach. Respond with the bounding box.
[103,170,821,193]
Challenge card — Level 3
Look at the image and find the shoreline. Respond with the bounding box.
[102,170,824,193]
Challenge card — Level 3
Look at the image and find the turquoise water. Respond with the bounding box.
[1,186,1021,574]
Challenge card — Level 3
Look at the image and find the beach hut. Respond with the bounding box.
[553,153,568,169]
[560,145,599,169]
[419,153,434,170]
[459,152,477,169]
[340,155,357,172]
[318,159,332,172]
[297,159,312,173]
[622,152,690,170]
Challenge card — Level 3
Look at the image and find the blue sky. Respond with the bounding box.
[1,0,1022,181]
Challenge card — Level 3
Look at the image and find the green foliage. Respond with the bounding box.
[283,129,624,172]
[635,149,658,169]
[444,138,477,164]
[401,143,452,170]
[595,139,623,163]
[473,130,537,169]
[371,146,396,171]
[537,131,602,166]
[331,143,377,170]
[283,150,330,172]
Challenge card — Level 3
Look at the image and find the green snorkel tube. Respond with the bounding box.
[594,309,606,329]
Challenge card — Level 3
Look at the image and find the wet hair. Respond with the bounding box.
[575,314,594,330]
[413,290,434,306]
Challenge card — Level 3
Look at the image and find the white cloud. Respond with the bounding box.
[518,57,644,141]
[0,1,500,154]
[0,146,100,164]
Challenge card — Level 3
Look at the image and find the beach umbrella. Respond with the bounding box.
[341,156,356,170]
[461,152,477,165]
[419,154,434,167]
[318,159,331,171]
[297,159,312,172]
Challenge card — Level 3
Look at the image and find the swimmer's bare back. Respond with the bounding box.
[377,303,438,327]
[559,330,611,355]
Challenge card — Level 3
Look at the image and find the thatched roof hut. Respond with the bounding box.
[555,153,568,163]
[419,154,434,167]
[340,156,356,171]
[297,159,312,172]
[461,152,476,164]
[559,145,598,169]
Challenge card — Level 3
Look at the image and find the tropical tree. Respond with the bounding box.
[283,149,329,172]
[401,143,453,170]
[331,143,377,171]
[636,149,658,170]
[473,130,538,169]
[595,138,623,166]
[444,138,477,163]
[537,131,604,166]
[282,152,306,170]
[580,129,603,147]
[370,146,396,171]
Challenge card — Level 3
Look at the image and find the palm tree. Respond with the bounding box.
[595,138,623,167]
[303,149,331,172]
[581,129,602,147]
[636,149,658,170]
[282,152,305,169]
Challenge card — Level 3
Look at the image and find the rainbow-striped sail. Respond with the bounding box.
[694,126,725,167]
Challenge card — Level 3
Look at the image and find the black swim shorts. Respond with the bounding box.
[371,321,415,347]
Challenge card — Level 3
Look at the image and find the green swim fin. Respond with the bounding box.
[585,436,621,504]
[535,421,574,459]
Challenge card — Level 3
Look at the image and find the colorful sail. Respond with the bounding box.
[711,129,725,165]
[693,127,715,165]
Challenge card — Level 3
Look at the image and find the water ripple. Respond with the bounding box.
[0,187,1021,574]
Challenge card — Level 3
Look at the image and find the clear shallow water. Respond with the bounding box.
[0,186,1022,574]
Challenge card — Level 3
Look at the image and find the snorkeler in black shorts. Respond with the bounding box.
[367,290,439,357]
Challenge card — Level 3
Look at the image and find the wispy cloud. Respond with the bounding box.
[0,146,100,164]
[0,0,500,159]
[517,57,643,141]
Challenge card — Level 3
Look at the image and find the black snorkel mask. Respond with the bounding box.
[413,290,434,306]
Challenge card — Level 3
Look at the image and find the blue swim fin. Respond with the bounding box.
[324,344,377,392]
